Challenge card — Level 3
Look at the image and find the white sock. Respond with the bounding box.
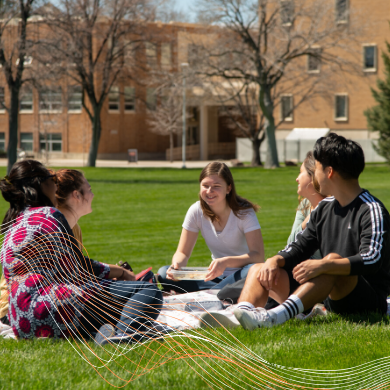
[268,295,304,325]
[237,301,255,311]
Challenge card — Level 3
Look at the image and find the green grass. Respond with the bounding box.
[1,165,390,390]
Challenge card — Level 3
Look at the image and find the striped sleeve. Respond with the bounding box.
[348,193,389,275]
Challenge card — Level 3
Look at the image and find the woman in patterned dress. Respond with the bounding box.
[0,160,162,341]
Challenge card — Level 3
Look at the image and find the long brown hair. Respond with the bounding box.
[55,169,85,210]
[199,162,258,222]
[0,160,54,233]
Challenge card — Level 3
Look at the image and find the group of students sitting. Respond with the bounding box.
[0,132,389,345]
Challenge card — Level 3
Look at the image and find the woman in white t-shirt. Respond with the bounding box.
[157,162,264,292]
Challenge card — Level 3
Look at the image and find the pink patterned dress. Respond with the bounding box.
[1,206,111,339]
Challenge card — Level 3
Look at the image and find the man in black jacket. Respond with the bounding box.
[211,133,390,330]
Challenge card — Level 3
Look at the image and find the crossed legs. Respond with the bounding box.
[238,262,358,311]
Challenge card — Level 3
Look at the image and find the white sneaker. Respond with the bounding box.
[234,307,276,330]
[199,312,239,329]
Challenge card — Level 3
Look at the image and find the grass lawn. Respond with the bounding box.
[1,165,390,389]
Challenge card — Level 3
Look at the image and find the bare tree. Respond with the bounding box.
[196,0,365,168]
[146,79,183,162]
[208,79,265,165]
[38,0,154,167]
[0,0,39,172]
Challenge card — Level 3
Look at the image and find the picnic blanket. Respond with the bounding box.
[2,295,390,339]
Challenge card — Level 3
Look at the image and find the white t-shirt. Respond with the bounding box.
[182,201,261,276]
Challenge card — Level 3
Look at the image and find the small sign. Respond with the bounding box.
[128,149,138,163]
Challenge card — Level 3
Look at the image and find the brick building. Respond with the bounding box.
[0,0,389,162]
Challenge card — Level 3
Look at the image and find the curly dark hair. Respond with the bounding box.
[0,160,54,233]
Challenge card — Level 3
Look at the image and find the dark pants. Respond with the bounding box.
[157,264,254,293]
[78,281,163,338]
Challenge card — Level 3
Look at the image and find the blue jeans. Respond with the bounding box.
[79,281,163,337]
[157,264,254,293]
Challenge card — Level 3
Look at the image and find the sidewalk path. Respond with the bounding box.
[0,158,232,169]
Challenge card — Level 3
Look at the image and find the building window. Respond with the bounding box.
[307,48,321,73]
[68,85,82,112]
[0,133,5,151]
[334,94,348,121]
[39,87,62,112]
[16,56,33,67]
[188,44,204,67]
[280,1,294,26]
[281,95,293,121]
[146,88,157,111]
[161,43,171,68]
[40,133,62,152]
[145,42,157,67]
[335,0,348,23]
[0,87,4,112]
[363,45,377,72]
[124,87,135,112]
[20,133,33,151]
[108,86,120,111]
[20,87,33,112]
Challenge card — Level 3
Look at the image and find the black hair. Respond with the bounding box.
[0,160,54,233]
[313,133,365,180]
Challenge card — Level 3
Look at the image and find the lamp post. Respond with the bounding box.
[181,62,189,169]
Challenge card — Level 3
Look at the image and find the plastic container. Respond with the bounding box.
[170,267,209,280]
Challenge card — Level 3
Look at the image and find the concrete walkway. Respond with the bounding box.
[0,158,233,169]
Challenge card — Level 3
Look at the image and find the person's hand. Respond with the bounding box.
[293,260,323,284]
[166,264,181,281]
[258,256,283,290]
[204,258,226,282]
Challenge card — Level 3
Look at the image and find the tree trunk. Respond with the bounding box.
[264,117,279,168]
[87,106,102,167]
[251,138,263,166]
[259,88,280,168]
[7,86,20,174]
[169,131,173,163]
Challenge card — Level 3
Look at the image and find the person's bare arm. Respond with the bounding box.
[205,229,264,281]
[166,229,198,280]
[293,253,351,284]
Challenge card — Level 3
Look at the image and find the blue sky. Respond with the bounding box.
[175,0,196,20]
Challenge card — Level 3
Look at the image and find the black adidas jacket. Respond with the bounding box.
[278,190,390,296]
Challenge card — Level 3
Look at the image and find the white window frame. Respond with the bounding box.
[39,87,63,113]
[67,85,82,113]
[145,42,157,68]
[146,88,157,111]
[161,42,172,68]
[280,94,293,122]
[335,0,348,24]
[307,47,322,73]
[39,133,62,152]
[0,87,5,113]
[363,44,377,73]
[124,87,136,113]
[20,133,34,152]
[280,0,294,27]
[108,86,120,113]
[334,94,348,121]
[20,87,34,113]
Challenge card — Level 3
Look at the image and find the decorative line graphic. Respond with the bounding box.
[1,207,390,389]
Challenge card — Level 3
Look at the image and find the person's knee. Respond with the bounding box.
[157,265,170,279]
[247,263,262,278]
